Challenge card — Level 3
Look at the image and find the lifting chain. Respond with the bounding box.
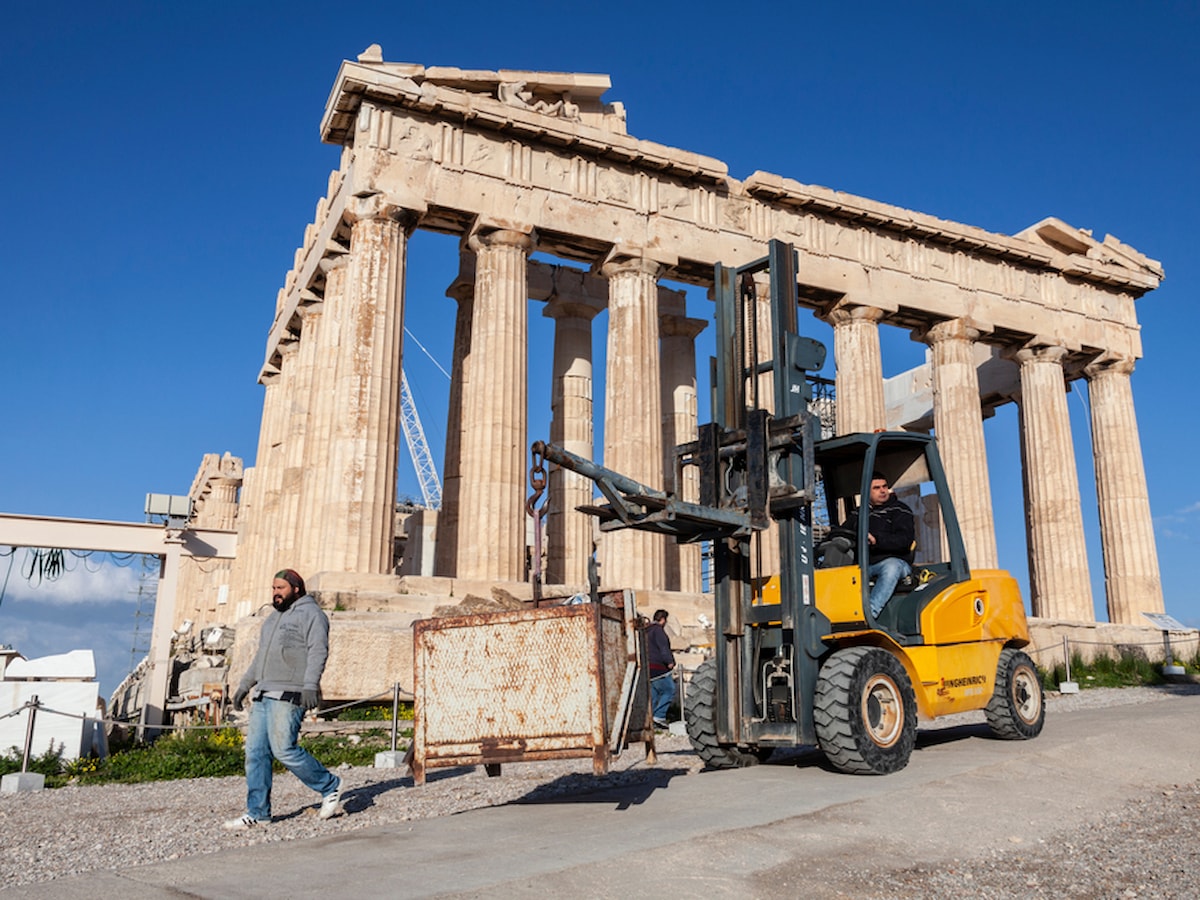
[527,446,549,603]
[526,445,547,519]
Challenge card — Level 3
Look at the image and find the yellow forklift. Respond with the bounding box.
[533,240,1043,774]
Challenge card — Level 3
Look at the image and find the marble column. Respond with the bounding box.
[276,304,322,568]
[660,309,706,593]
[923,319,999,570]
[455,228,532,582]
[434,264,473,577]
[187,466,240,625]
[257,340,298,577]
[825,304,887,435]
[229,366,284,619]
[297,254,347,573]
[600,255,664,590]
[1084,354,1164,622]
[205,472,241,532]
[1012,344,1094,621]
[205,472,240,619]
[229,467,257,622]
[543,294,600,586]
[911,492,948,564]
[751,275,780,577]
[320,198,413,574]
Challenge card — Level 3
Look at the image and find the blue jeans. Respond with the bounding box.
[245,697,339,821]
[651,671,676,722]
[868,557,911,618]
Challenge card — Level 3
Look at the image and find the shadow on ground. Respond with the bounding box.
[511,765,693,809]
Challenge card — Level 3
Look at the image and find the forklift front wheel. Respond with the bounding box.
[684,658,765,769]
[815,647,917,775]
[985,648,1045,740]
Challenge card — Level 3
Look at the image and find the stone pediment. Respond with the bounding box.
[328,49,620,133]
[349,46,613,105]
[320,47,726,183]
[1015,217,1165,281]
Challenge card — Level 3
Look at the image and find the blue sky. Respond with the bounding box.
[2,1,1197,695]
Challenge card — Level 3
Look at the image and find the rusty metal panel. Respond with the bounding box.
[419,606,605,742]
[600,612,626,727]
[411,591,651,784]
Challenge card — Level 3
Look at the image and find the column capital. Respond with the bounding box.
[919,317,983,345]
[467,224,535,254]
[599,254,663,280]
[445,282,474,305]
[318,253,349,274]
[345,192,420,231]
[660,314,708,340]
[445,249,476,304]
[1083,352,1137,379]
[216,452,244,479]
[823,302,885,328]
[1007,342,1069,367]
[597,242,676,279]
[543,293,603,322]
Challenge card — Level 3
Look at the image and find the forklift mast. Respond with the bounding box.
[531,240,829,746]
[707,241,828,748]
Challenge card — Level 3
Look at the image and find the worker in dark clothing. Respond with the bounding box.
[646,609,676,728]
[843,473,916,618]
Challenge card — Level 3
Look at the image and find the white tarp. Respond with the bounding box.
[5,649,96,680]
[1,650,101,761]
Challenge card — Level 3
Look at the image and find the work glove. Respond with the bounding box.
[301,689,321,711]
[232,687,248,710]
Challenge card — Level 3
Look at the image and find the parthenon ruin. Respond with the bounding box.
[179,46,1167,654]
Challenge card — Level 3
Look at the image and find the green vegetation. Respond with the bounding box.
[337,701,413,721]
[0,743,67,779]
[1038,646,1200,691]
[0,720,411,788]
[86,727,246,783]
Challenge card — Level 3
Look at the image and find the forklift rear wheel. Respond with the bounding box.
[985,648,1045,739]
[815,646,917,775]
[684,658,764,769]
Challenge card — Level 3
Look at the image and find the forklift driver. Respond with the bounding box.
[843,473,916,619]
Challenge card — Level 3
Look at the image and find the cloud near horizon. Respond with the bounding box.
[1,552,150,607]
[0,555,151,696]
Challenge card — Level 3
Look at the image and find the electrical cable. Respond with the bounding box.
[0,548,14,611]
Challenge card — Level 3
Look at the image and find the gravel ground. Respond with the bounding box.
[842,780,1200,899]
[2,685,1197,894]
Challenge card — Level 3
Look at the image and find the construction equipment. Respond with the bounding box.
[400,369,442,509]
[532,240,1043,774]
[410,589,653,785]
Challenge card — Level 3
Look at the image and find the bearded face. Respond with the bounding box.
[272,577,300,611]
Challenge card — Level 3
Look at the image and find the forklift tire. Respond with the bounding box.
[985,648,1045,740]
[815,646,917,775]
[684,658,763,769]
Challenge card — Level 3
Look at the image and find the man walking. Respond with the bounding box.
[646,609,677,729]
[224,569,343,829]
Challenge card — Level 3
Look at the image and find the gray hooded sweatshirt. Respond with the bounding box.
[237,594,330,694]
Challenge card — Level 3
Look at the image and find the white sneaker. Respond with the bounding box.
[223,814,270,830]
[319,778,343,820]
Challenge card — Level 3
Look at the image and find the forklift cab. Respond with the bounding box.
[813,431,970,640]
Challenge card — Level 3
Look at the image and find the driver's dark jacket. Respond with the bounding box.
[844,494,915,565]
